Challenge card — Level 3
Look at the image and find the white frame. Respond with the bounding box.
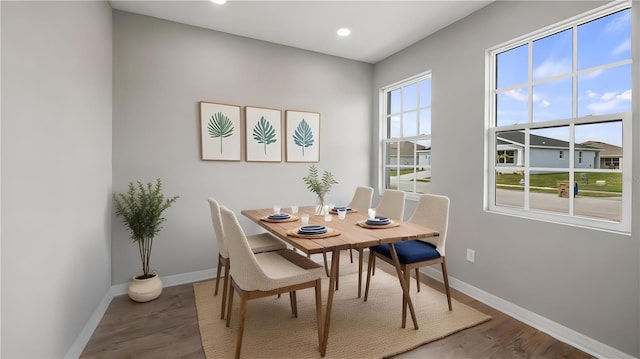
[379,71,432,200]
[484,1,633,234]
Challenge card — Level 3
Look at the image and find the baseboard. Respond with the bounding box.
[65,268,217,358]
[420,267,635,359]
[66,263,634,359]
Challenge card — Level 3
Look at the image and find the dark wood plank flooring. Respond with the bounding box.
[81,258,595,359]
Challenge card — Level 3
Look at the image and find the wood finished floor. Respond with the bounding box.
[81,257,595,359]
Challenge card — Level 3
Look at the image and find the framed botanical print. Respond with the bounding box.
[245,106,282,162]
[200,101,242,161]
[285,110,320,162]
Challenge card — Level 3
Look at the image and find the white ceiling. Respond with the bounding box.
[109,0,493,64]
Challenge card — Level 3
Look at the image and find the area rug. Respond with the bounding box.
[194,263,491,358]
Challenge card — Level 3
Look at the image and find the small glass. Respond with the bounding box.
[300,214,310,226]
[337,208,347,220]
[291,205,299,214]
[368,208,376,219]
[324,214,332,222]
[273,205,281,215]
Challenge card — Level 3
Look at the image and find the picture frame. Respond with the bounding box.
[200,101,242,161]
[285,110,320,162]
[245,106,282,162]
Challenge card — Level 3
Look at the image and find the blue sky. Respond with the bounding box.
[496,9,631,147]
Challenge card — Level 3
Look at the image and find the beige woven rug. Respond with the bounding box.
[194,262,491,358]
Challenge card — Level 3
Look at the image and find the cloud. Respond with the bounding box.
[586,90,598,99]
[533,58,571,78]
[504,88,527,101]
[613,38,631,55]
[605,11,630,33]
[541,100,551,108]
[586,89,632,113]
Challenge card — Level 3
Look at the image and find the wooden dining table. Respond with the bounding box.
[241,206,439,357]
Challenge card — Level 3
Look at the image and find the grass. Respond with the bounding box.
[497,172,622,196]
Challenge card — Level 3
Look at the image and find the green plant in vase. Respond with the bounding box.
[302,165,338,215]
[113,179,179,302]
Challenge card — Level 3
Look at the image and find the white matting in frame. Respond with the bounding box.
[245,106,282,162]
[285,110,320,162]
[200,101,242,161]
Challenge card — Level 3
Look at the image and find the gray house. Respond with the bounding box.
[496,131,601,171]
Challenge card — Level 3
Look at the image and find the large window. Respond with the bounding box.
[486,1,632,233]
[380,72,432,197]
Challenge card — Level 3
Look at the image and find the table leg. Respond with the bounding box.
[320,248,340,357]
[389,243,418,330]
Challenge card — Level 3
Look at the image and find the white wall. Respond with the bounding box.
[373,1,639,357]
[112,11,373,285]
[1,1,112,357]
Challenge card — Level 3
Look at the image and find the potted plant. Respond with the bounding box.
[113,178,179,302]
[302,165,338,215]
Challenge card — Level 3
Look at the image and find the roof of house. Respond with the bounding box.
[497,131,598,151]
[580,141,622,157]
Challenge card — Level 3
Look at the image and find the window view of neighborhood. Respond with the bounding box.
[487,4,631,231]
[382,73,432,195]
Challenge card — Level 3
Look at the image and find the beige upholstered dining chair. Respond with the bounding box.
[220,206,324,359]
[355,189,406,297]
[208,198,286,320]
[364,193,452,321]
[345,186,374,263]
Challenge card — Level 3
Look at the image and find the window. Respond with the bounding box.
[486,1,632,233]
[380,72,432,197]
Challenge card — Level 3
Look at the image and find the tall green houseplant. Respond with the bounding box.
[114,179,179,279]
[302,165,338,214]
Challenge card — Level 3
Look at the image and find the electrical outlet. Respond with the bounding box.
[466,248,475,263]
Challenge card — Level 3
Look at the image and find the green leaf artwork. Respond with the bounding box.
[207,112,234,153]
[252,116,277,155]
[293,118,314,156]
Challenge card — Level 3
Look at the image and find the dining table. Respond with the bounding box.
[241,205,439,357]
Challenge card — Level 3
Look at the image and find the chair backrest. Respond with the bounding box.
[408,194,450,256]
[208,197,229,258]
[219,206,271,291]
[375,189,405,220]
[347,186,374,213]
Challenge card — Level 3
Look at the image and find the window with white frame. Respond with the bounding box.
[380,72,432,197]
[486,1,632,233]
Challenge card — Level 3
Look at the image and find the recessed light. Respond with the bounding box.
[337,28,351,37]
[211,0,227,4]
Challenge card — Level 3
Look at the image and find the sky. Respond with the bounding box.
[495,8,631,147]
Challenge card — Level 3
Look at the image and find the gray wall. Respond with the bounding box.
[112,11,373,285]
[373,1,639,356]
[1,1,113,358]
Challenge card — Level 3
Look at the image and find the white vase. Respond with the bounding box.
[128,270,163,302]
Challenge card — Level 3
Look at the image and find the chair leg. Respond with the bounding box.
[289,291,298,317]
[314,280,323,349]
[214,255,223,296]
[441,259,452,311]
[234,293,248,359]
[402,267,411,329]
[221,260,230,320]
[349,246,354,263]
[364,251,376,301]
[226,283,235,327]
[372,255,376,276]
[415,268,421,292]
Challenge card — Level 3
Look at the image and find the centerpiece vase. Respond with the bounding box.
[315,195,327,215]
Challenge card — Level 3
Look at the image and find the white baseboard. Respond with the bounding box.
[420,267,635,359]
[66,263,634,359]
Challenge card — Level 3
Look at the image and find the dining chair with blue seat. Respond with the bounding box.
[364,193,452,324]
[208,197,287,320]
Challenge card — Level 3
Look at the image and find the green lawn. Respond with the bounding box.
[497,172,622,196]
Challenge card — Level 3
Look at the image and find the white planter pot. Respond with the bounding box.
[128,270,163,302]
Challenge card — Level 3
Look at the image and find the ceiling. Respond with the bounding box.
[109,0,493,64]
